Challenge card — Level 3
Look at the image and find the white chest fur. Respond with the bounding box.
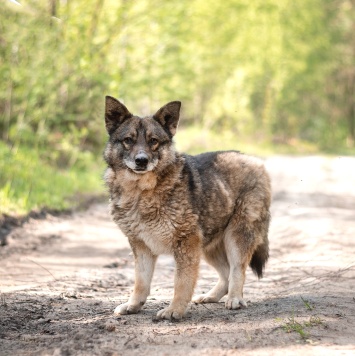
[115,198,176,255]
[107,169,180,256]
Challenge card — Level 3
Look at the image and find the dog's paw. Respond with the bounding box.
[192,294,220,303]
[156,307,184,320]
[225,297,248,310]
[113,302,142,315]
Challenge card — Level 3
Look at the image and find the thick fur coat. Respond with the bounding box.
[104,96,271,320]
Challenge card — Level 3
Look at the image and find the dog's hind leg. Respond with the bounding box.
[223,223,256,309]
[193,239,229,304]
[114,240,157,315]
[224,191,270,310]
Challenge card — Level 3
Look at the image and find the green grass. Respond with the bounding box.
[283,316,309,340]
[0,141,105,216]
[301,296,314,311]
[176,125,355,156]
[1,125,354,217]
[281,312,324,341]
[175,126,321,156]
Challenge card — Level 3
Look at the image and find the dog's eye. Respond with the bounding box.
[149,138,159,146]
[123,137,134,145]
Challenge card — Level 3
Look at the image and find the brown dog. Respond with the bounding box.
[103,96,271,320]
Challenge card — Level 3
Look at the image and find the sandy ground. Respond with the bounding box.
[1,156,355,355]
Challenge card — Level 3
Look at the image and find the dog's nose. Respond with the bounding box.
[135,153,149,167]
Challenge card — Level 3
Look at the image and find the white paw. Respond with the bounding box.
[192,294,220,303]
[225,297,248,310]
[156,306,185,320]
[113,302,142,315]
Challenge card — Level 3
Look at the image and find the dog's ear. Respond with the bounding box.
[105,96,132,134]
[153,101,181,137]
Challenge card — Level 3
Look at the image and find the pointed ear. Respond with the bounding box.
[105,96,132,134]
[153,101,181,137]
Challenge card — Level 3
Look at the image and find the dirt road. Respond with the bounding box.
[1,156,355,355]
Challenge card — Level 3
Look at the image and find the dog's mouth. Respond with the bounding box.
[132,167,148,174]
[124,158,157,174]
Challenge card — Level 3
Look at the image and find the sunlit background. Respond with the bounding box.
[1,0,355,215]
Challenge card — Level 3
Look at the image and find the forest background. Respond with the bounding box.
[1,0,355,215]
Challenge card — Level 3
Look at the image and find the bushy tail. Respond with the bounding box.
[249,241,269,279]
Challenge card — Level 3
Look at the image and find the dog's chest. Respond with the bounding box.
[112,191,182,255]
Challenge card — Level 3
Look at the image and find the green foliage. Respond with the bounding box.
[1,0,355,214]
[0,142,104,215]
[1,0,355,151]
[175,126,320,156]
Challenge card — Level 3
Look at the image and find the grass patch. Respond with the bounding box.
[175,126,355,156]
[282,313,324,341]
[283,314,309,340]
[0,141,105,216]
[301,296,314,311]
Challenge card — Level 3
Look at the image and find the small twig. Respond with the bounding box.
[199,303,218,315]
[26,258,58,281]
[124,335,137,346]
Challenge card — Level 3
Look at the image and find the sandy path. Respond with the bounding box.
[1,156,355,355]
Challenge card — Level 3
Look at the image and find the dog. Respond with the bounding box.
[103,96,271,320]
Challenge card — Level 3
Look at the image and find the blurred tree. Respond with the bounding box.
[0,0,354,157]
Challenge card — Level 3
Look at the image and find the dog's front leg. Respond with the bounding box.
[114,240,157,315]
[157,235,201,320]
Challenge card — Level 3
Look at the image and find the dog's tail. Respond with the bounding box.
[249,241,269,279]
[249,211,270,278]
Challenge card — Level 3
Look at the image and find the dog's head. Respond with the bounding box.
[104,96,181,174]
